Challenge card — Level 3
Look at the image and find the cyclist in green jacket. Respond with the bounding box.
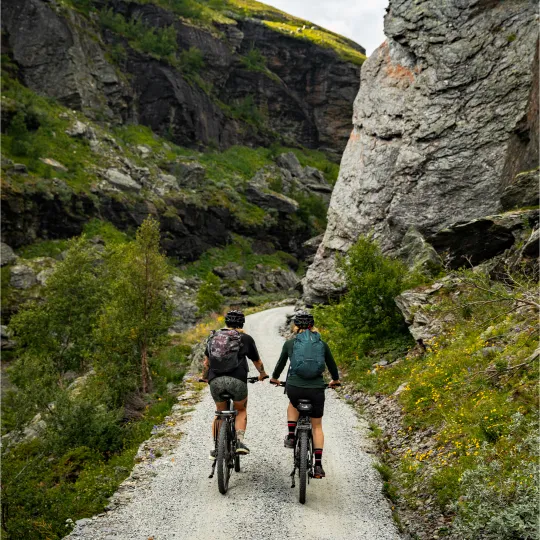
[270,311,340,479]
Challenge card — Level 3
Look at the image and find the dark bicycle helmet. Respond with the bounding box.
[225,310,245,328]
[293,310,314,329]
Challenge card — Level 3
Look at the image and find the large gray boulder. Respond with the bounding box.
[1,243,17,266]
[395,281,454,342]
[304,0,538,304]
[276,152,303,178]
[10,265,37,289]
[168,161,206,188]
[397,227,442,275]
[500,168,539,211]
[428,209,539,268]
[104,168,142,192]
[245,183,299,214]
[213,263,247,280]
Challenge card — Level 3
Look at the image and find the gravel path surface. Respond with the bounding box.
[68,306,400,540]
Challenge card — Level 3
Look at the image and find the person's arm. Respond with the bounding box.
[324,342,340,386]
[252,359,268,380]
[246,336,268,380]
[270,342,289,383]
[201,356,210,381]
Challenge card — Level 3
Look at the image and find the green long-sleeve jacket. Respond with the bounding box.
[272,335,340,388]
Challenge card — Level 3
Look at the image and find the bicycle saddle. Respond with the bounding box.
[220,392,233,400]
[298,399,311,404]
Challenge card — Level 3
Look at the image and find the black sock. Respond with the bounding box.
[314,448,323,466]
[287,421,297,439]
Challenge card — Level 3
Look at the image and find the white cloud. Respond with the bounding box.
[263,0,389,56]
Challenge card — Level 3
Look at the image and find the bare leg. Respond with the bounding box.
[288,401,299,422]
[233,397,248,433]
[311,417,324,449]
[213,401,227,439]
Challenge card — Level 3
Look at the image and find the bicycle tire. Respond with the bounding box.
[298,430,309,504]
[217,421,231,494]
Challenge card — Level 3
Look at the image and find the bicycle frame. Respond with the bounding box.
[209,397,237,480]
[290,412,313,489]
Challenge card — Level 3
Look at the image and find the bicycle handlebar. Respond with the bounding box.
[198,376,269,384]
[270,381,341,389]
[248,375,269,383]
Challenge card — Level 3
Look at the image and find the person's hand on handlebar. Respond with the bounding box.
[258,371,269,381]
[269,378,281,386]
[329,379,341,388]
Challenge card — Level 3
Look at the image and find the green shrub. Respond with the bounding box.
[229,95,265,127]
[451,416,538,539]
[240,47,267,71]
[293,191,328,233]
[315,236,417,359]
[196,271,224,314]
[99,9,178,62]
[178,46,205,74]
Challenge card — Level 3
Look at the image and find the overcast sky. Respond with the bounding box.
[264,0,389,56]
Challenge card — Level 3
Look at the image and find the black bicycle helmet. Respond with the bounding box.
[293,310,314,329]
[225,310,245,328]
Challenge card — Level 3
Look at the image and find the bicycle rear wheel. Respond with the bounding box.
[217,421,231,494]
[298,430,309,504]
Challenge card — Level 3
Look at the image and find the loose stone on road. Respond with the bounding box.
[68,306,400,540]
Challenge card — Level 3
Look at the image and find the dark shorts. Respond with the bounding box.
[209,376,248,403]
[286,385,325,418]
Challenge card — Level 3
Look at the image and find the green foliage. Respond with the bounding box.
[241,47,267,70]
[178,46,205,74]
[314,236,419,369]
[17,239,69,259]
[263,20,366,66]
[1,219,187,538]
[292,190,328,234]
[82,219,131,245]
[95,217,173,397]
[1,74,99,189]
[229,95,265,127]
[9,239,105,401]
[99,9,178,62]
[182,234,285,278]
[334,264,539,537]
[451,416,538,539]
[196,271,224,314]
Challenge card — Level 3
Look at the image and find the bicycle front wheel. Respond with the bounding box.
[298,430,309,504]
[217,421,231,494]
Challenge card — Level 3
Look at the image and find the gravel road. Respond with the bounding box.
[68,306,400,540]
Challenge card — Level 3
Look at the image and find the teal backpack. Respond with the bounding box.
[290,330,326,379]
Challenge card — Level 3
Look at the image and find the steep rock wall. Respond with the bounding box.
[304,0,538,304]
[1,0,361,155]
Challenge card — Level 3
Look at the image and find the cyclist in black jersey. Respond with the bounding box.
[201,310,267,458]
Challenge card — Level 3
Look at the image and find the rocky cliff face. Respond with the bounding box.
[304,0,539,304]
[2,0,362,156]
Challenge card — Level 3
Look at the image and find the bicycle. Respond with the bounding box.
[272,381,340,504]
[200,375,267,495]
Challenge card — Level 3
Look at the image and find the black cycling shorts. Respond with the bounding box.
[286,385,325,418]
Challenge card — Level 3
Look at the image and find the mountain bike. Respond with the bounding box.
[200,376,267,494]
[272,381,340,504]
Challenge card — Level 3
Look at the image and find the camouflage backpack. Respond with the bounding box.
[207,329,242,374]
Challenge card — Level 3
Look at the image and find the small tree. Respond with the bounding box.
[10,239,105,382]
[196,272,224,315]
[96,217,172,394]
